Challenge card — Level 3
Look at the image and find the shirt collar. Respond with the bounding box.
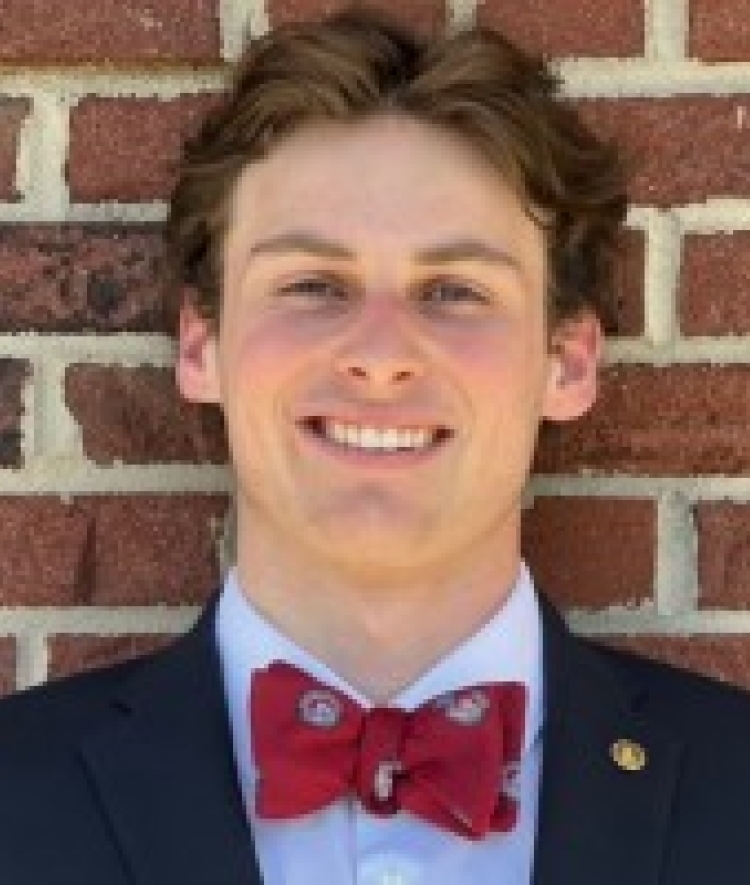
[216,564,544,791]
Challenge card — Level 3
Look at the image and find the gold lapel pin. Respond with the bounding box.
[610,738,647,772]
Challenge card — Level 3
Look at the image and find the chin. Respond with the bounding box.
[315,530,433,575]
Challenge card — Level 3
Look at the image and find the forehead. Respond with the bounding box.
[225,115,540,255]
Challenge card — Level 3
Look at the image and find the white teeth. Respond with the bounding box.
[322,421,437,451]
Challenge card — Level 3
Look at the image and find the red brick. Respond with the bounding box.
[48,634,173,680]
[267,0,445,35]
[65,365,227,464]
[0,495,229,606]
[0,0,221,66]
[0,359,30,468]
[477,0,644,58]
[93,495,229,604]
[580,98,750,207]
[535,365,750,476]
[607,634,750,692]
[696,503,750,609]
[0,639,16,697]
[612,229,645,337]
[0,99,31,201]
[689,0,750,62]
[0,498,90,605]
[0,225,170,334]
[522,497,655,609]
[68,95,217,202]
[680,233,750,336]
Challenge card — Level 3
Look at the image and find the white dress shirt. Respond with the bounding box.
[215,564,545,885]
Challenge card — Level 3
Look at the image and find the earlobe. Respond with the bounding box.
[175,299,221,405]
[543,311,602,423]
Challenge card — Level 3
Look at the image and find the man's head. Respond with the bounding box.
[166,7,627,334]
[170,9,627,587]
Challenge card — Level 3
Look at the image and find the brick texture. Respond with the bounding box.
[522,497,655,609]
[535,365,750,476]
[0,225,170,334]
[607,635,750,692]
[48,634,174,680]
[477,0,644,58]
[0,640,15,697]
[580,98,750,206]
[613,229,645,337]
[0,359,30,468]
[267,0,445,34]
[680,233,750,336]
[695,503,750,610]
[65,365,227,464]
[0,99,31,201]
[68,95,218,202]
[0,495,229,606]
[0,0,221,66]
[689,0,750,62]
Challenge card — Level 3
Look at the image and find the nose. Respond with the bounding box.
[333,295,425,393]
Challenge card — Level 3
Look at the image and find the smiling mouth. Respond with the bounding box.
[300,417,453,453]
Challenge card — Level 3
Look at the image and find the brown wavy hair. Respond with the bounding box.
[165,6,628,332]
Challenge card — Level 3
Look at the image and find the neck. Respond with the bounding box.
[235,534,521,704]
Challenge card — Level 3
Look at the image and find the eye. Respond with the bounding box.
[279,276,348,300]
[421,279,490,309]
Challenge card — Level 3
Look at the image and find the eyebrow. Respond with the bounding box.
[246,232,522,270]
[248,232,352,261]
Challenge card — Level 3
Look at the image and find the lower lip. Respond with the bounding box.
[296,424,450,469]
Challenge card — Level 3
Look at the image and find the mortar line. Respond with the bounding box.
[13,631,48,691]
[448,0,477,32]
[0,607,201,634]
[655,492,698,616]
[644,209,681,346]
[645,0,688,61]
[0,463,232,495]
[530,476,750,500]
[221,0,268,61]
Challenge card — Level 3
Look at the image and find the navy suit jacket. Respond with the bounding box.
[2,595,750,884]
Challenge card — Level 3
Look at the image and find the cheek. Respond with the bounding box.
[220,310,309,382]
[448,332,540,397]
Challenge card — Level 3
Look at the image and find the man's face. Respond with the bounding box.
[179,115,599,582]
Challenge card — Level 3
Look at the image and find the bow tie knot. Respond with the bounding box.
[251,662,526,840]
[357,707,408,813]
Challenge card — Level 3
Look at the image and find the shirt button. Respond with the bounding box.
[359,855,420,885]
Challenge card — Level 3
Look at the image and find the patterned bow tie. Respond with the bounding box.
[250,662,526,840]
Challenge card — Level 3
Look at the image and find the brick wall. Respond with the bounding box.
[2,0,750,692]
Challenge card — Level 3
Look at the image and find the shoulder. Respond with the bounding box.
[541,595,750,730]
[585,634,750,707]
[0,600,218,752]
[0,644,172,764]
[578,633,750,748]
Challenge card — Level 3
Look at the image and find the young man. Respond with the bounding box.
[2,9,750,884]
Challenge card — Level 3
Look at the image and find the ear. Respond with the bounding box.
[542,310,602,423]
[175,295,221,405]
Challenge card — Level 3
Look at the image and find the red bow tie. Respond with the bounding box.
[250,662,526,840]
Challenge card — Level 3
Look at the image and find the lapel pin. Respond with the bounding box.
[610,738,647,772]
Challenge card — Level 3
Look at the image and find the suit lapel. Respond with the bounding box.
[78,601,263,885]
[532,600,683,885]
